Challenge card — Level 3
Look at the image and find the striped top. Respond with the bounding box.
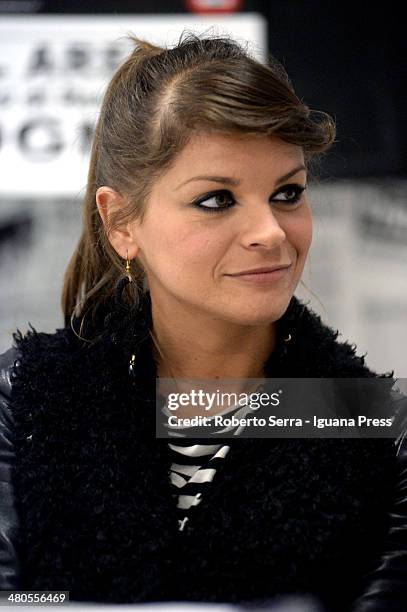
[161,401,254,532]
[167,441,231,532]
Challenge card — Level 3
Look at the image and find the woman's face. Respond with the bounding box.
[128,131,312,326]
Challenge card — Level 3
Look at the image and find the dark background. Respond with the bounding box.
[1,0,405,179]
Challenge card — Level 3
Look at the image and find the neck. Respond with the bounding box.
[149,295,276,380]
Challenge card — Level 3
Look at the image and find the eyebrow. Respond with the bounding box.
[175,164,307,191]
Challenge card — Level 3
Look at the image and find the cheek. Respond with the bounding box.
[146,217,228,274]
[287,205,313,257]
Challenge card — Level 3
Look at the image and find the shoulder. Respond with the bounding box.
[0,347,23,589]
[0,346,22,444]
[393,390,407,457]
[0,346,21,400]
[0,325,95,414]
[7,324,94,380]
[349,392,407,611]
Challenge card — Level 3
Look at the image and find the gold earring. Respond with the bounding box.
[125,249,133,283]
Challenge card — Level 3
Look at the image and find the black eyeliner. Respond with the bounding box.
[190,183,307,213]
[190,189,234,213]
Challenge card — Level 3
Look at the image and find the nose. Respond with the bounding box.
[240,205,286,250]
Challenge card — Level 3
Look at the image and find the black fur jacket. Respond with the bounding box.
[1,291,407,612]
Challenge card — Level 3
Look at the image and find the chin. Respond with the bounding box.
[223,295,293,327]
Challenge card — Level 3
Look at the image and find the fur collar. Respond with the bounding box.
[9,292,397,609]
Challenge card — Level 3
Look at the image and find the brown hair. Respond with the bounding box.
[61,30,336,341]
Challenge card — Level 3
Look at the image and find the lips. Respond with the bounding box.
[224,264,292,285]
[228,265,291,276]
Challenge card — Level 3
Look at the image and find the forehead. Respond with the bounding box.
[165,131,304,178]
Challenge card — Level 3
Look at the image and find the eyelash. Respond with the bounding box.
[190,183,307,214]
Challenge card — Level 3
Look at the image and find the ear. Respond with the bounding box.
[95,186,139,259]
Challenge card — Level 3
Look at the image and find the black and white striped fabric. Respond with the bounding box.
[161,401,254,532]
[167,441,230,532]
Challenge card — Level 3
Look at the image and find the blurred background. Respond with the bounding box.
[0,0,406,377]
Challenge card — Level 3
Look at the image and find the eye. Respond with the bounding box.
[190,183,307,214]
[191,190,236,213]
[273,184,307,204]
[272,183,307,205]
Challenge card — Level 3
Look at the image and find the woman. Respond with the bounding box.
[1,31,407,611]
